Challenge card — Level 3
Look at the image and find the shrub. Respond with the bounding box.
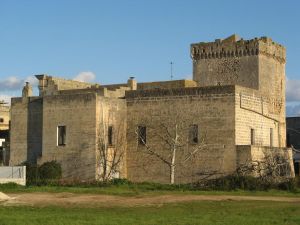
[38,161,62,181]
[22,161,62,185]
[191,175,299,191]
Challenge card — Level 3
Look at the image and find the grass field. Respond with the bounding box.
[1,183,300,225]
[0,201,299,225]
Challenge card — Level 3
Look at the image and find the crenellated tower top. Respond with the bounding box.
[191,34,286,64]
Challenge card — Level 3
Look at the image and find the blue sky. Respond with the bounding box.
[1,0,300,114]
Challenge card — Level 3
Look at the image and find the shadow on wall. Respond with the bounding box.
[27,98,43,164]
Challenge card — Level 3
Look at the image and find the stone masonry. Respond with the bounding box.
[9,35,294,183]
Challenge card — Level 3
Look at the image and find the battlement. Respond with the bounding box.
[191,35,286,63]
[126,85,236,99]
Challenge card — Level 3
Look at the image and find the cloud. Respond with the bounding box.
[25,76,39,86]
[0,76,23,91]
[0,75,38,91]
[286,78,300,102]
[73,72,96,83]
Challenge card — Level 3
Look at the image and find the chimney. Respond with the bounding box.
[22,82,33,98]
[127,77,137,90]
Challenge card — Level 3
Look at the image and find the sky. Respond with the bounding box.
[0,0,300,115]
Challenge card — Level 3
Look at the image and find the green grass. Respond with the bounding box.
[0,182,300,197]
[0,201,299,225]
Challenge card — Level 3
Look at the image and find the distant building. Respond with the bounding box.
[0,101,10,165]
[286,117,300,176]
[0,101,9,131]
[9,35,294,183]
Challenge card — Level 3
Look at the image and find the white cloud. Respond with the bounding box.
[0,75,38,91]
[0,76,23,91]
[286,78,300,102]
[73,72,96,83]
[25,76,39,86]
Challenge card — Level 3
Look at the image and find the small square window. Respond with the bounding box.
[137,126,146,145]
[57,126,66,146]
[0,118,4,123]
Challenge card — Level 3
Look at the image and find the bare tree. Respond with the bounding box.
[134,97,210,184]
[236,148,293,182]
[96,103,126,182]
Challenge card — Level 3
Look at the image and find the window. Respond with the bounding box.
[251,128,255,145]
[57,126,66,146]
[270,128,273,147]
[0,118,3,123]
[189,124,199,144]
[287,133,291,147]
[108,126,113,146]
[295,161,300,176]
[137,126,146,145]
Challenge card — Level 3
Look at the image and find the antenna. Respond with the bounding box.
[170,61,173,80]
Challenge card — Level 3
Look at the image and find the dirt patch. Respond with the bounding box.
[2,193,300,207]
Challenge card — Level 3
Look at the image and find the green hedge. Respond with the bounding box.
[192,175,297,191]
[22,161,62,185]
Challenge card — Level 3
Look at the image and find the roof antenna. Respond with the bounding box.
[170,61,173,80]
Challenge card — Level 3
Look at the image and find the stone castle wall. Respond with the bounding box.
[126,86,236,184]
[39,93,97,180]
[10,97,43,165]
[9,35,292,182]
[235,86,284,147]
[95,96,127,180]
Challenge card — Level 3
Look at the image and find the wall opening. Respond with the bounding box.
[251,128,255,145]
[189,124,199,144]
[137,126,146,145]
[108,126,113,146]
[270,128,273,147]
[57,126,66,146]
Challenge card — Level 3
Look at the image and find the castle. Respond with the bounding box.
[9,35,294,183]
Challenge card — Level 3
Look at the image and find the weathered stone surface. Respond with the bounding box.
[9,35,293,183]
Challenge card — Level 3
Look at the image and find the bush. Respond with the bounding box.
[38,161,62,181]
[192,175,299,192]
[23,161,62,185]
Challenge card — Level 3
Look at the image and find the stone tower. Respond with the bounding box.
[191,34,287,146]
